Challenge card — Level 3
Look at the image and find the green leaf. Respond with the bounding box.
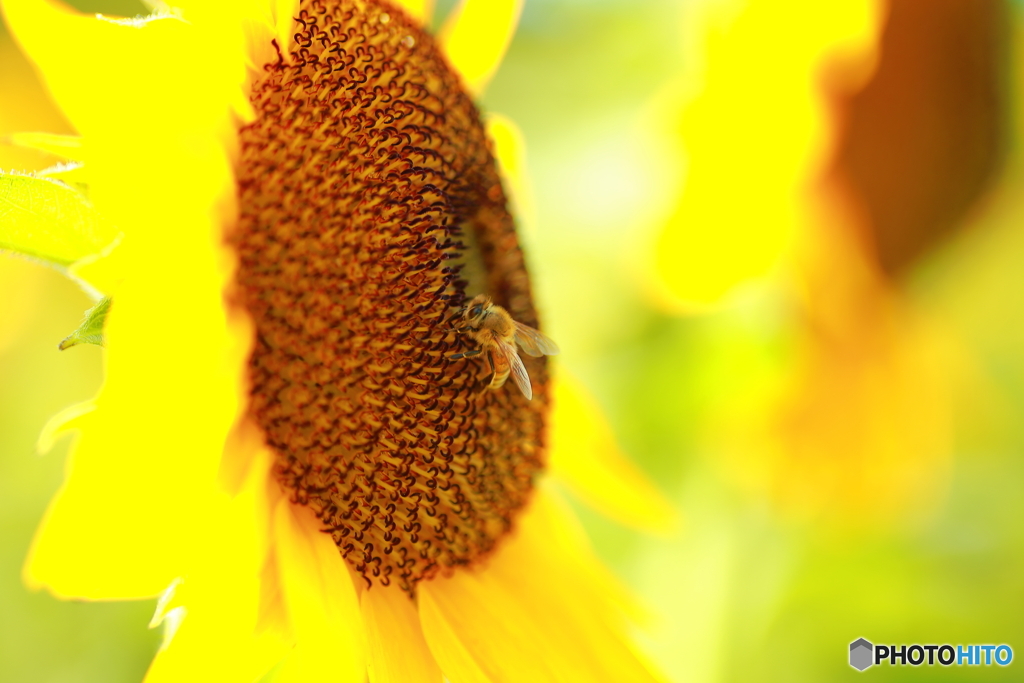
[59,296,111,350]
[0,172,118,267]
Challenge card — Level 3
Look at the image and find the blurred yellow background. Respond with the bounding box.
[5,0,1024,680]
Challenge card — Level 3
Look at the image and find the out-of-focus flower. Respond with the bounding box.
[752,0,1006,524]
[827,0,1007,277]
[2,0,671,680]
[649,0,882,312]
[645,0,1008,524]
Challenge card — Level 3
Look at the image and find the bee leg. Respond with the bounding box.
[451,347,487,394]
[451,348,483,360]
[470,351,495,396]
[444,308,465,325]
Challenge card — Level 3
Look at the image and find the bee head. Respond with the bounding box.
[463,294,492,325]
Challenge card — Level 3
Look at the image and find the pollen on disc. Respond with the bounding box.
[232,0,551,592]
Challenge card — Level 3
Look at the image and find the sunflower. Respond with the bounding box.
[2,0,672,680]
[641,0,963,524]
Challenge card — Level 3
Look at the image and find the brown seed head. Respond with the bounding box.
[232,0,549,592]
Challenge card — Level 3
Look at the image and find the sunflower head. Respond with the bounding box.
[233,0,549,593]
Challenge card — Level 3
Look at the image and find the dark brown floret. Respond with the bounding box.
[232,0,548,592]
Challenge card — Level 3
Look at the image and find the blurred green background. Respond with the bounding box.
[5,0,1024,680]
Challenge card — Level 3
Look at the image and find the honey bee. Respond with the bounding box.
[451,294,559,400]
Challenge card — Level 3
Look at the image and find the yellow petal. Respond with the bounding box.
[0,29,75,172]
[66,234,126,297]
[23,425,181,597]
[35,400,94,455]
[439,0,523,95]
[485,113,536,234]
[362,583,442,683]
[8,0,257,600]
[651,0,882,310]
[274,498,365,682]
[272,0,300,61]
[146,611,288,683]
[145,449,288,683]
[392,0,433,24]
[3,2,230,141]
[219,418,269,496]
[5,132,83,161]
[421,488,661,683]
[548,371,679,534]
[25,276,253,598]
[2,1,246,249]
[144,448,288,683]
[419,573,552,683]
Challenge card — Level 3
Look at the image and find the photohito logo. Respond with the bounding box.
[849,638,1013,671]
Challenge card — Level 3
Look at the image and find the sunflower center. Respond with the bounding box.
[233,0,548,592]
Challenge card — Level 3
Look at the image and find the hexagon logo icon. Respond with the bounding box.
[850,638,874,671]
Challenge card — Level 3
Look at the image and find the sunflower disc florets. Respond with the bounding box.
[234,0,549,592]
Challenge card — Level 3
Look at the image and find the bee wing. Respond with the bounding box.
[513,321,560,357]
[495,339,533,400]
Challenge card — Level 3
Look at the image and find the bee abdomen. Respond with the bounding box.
[490,366,511,390]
